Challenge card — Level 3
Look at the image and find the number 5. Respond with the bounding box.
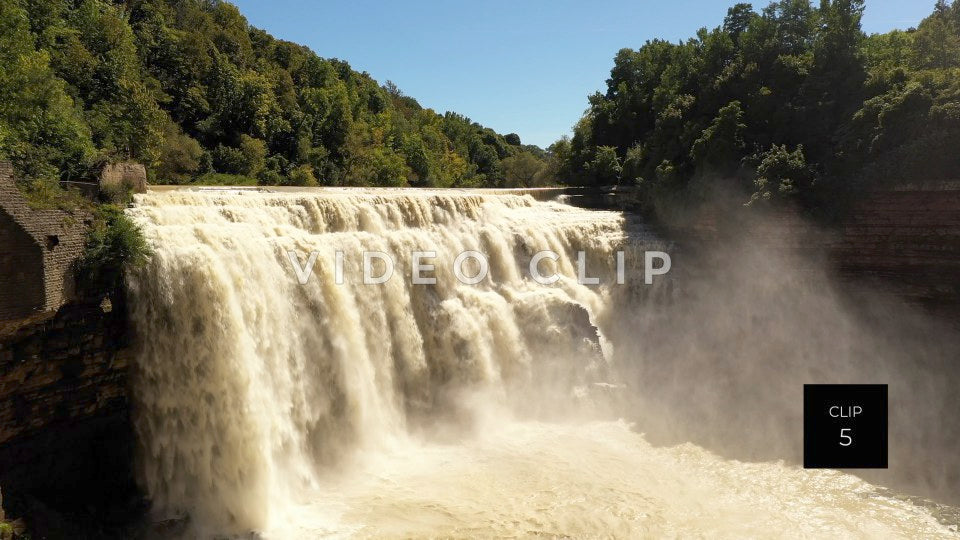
[840,428,852,447]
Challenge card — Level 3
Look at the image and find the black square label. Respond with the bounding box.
[804,384,887,469]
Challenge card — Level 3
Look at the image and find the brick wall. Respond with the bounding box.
[675,188,960,316]
[0,163,90,321]
[833,188,960,313]
[0,212,43,321]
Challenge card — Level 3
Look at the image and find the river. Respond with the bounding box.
[125,189,958,538]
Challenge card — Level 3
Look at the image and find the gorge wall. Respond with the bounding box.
[0,292,138,534]
[833,186,960,316]
[578,184,960,318]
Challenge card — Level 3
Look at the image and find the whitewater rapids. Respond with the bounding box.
[125,188,958,538]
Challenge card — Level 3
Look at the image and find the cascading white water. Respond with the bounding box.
[126,189,957,538]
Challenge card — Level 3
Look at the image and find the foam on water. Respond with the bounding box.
[126,189,957,538]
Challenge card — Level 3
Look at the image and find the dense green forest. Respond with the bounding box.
[3,0,958,210]
[558,0,960,216]
[0,0,554,190]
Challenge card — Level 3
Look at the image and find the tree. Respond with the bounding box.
[540,137,573,185]
[587,146,622,186]
[724,3,756,42]
[384,80,402,97]
[156,123,204,183]
[621,143,646,186]
[238,135,267,176]
[690,101,746,173]
[501,152,544,187]
[212,144,247,175]
[0,0,539,190]
[0,1,93,181]
[750,144,813,203]
[557,0,960,219]
[914,5,960,69]
[286,164,318,186]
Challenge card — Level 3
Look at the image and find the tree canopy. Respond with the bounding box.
[0,0,555,189]
[560,0,960,217]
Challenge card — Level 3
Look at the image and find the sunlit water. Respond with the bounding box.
[126,189,958,538]
[267,419,957,539]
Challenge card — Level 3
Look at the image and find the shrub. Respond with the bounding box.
[156,124,204,183]
[17,177,93,212]
[80,205,152,290]
[98,182,134,205]
[285,164,318,186]
[749,144,814,204]
[211,144,247,175]
[256,169,284,185]
[587,146,622,186]
[211,137,267,177]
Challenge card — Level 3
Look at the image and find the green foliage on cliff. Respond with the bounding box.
[561,0,960,216]
[0,0,553,188]
[80,204,152,290]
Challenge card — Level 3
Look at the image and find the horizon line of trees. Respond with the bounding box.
[0,0,560,194]
[553,0,960,217]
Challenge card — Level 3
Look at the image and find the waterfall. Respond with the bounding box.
[126,190,644,530]
[125,189,955,538]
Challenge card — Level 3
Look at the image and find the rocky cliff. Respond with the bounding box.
[833,186,960,316]
[0,291,139,537]
[608,184,960,318]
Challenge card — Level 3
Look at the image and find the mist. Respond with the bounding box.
[605,199,960,506]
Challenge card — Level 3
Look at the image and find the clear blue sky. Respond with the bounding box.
[232,0,935,148]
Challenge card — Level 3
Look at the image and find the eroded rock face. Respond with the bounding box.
[0,293,137,522]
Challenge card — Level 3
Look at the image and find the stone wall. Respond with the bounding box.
[833,188,960,314]
[100,163,147,194]
[0,163,90,322]
[571,184,960,316]
[0,212,43,322]
[0,293,136,517]
[686,188,960,315]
